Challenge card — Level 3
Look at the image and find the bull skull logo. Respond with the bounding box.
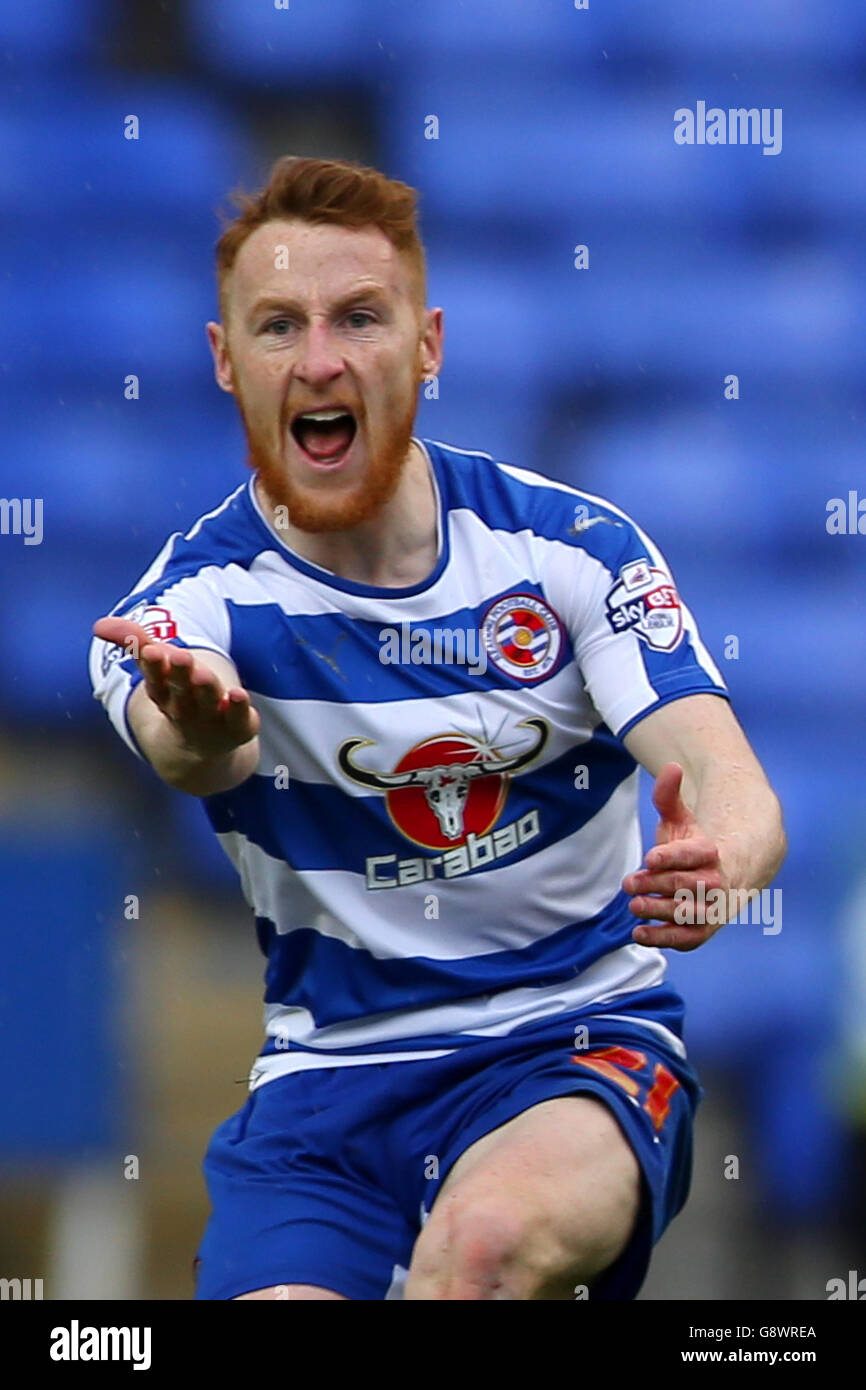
[338,717,549,842]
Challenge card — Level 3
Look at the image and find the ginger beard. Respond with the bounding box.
[234,369,420,536]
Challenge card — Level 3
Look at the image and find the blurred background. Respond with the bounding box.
[0,0,864,1300]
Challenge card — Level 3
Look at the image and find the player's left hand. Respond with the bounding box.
[622,762,731,952]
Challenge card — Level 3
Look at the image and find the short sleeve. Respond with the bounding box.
[568,512,729,740]
[88,548,232,760]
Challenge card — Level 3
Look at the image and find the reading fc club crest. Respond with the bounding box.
[480,594,564,682]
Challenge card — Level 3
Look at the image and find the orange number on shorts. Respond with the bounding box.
[570,1046,647,1098]
[571,1046,680,1131]
[643,1063,680,1131]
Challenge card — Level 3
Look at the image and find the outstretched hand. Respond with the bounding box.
[93,617,260,758]
[622,762,730,952]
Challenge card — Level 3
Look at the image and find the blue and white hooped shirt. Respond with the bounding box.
[89,437,729,1089]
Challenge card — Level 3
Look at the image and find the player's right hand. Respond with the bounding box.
[93,617,261,758]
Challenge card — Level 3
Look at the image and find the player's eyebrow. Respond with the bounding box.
[246,284,391,326]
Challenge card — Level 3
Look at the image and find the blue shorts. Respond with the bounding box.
[193,1008,702,1300]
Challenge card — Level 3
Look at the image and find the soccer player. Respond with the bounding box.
[89,156,786,1301]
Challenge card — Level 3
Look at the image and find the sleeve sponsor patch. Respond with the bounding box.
[99,603,178,676]
[135,604,178,641]
[604,558,684,651]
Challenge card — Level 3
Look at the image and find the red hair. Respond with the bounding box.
[215,155,426,319]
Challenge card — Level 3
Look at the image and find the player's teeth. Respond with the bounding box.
[298,410,350,422]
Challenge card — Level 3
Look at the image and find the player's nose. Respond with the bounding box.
[294,320,345,386]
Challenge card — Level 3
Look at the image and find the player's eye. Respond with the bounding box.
[263,318,294,335]
[344,310,376,328]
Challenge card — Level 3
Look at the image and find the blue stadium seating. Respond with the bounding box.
[0,243,221,384]
[674,567,865,727]
[7,388,241,541]
[383,74,762,234]
[595,0,866,66]
[415,382,551,473]
[421,238,861,392]
[183,0,386,87]
[0,825,129,1160]
[0,0,111,68]
[382,0,593,73]
[0,81,248,222]
[559,404,865,558]
[0,540,139,722]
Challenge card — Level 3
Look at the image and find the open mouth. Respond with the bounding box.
[290,408,357,467]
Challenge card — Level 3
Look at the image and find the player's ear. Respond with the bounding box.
[417,306,443,382]
[206,320,235,394]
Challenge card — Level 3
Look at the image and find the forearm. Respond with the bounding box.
[686,759,787,892]
[127,682,260,795]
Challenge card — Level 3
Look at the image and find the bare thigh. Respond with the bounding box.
[404,1094,642,1299]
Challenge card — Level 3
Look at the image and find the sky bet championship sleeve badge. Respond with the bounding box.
[604,558,684,651]
[480,593,564,682]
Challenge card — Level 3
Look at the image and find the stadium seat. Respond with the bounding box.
[593,0,866,67]
[559,402,865,558]
[652,768,850,1221]
[183,0,385,87]
[419,232,862,393]
[0,540,145,723]
[550,251,863,387]
[0,825,128,1159]
[711,100,866,227]
[423,250,558,394]
[382,0,592,73]
[382,73,757,235]
[0,0,112,69]
[0,389,243,726]
[0,80,248,222]
[0,240,223,383]
[674,568,866,728]
[414,380,551,474]
[3,385,242,544]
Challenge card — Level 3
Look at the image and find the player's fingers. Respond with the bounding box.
[644,837,719,874]
[162,647,196,683]
[176,681,223,724]
[138,645,176,698]
[188,659,224,688]
[141,655,193,709]
[623,868,723,898]
[140,644,175,670]
[159,655,230,723]
[183,662,226,710]
[163,657,218,712]
[96,620,175,693]
[92,617,155,652]
[627,895,695,923]
[140,652,209,724]
[632,922,713,952]
[221,689,261,739]
[650,763,689,823]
